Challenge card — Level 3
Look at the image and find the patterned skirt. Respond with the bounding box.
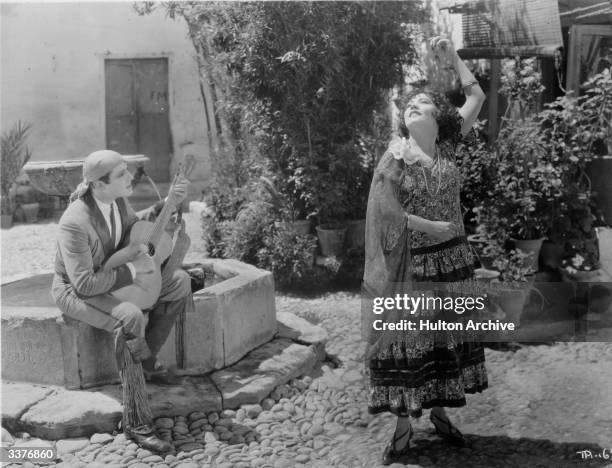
[367,236,488,417]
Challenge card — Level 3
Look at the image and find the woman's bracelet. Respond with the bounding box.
[405,213,418,231]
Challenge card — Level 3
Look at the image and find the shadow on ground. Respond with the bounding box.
[393,432,610,468]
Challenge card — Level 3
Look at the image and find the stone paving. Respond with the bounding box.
[4,292,612,468]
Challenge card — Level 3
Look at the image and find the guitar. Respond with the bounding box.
[105,158,195,309]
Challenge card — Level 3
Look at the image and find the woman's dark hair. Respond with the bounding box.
[394,87,464,144]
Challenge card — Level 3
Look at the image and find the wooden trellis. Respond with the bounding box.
[445,0,564,58]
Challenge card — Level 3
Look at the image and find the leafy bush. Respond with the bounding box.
[473,64,611,270]
[144,2,423,225]
[455,121,497,227]
[484,243,534,282]
[225,201,274,265]
[256,224,318,290]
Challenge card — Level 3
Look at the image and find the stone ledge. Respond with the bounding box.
[2,383,55,430]
[19,390,122,440]
[276,311,328,362]
[2,337,324,440]
[2,258,277,389]
[211,338,319,409]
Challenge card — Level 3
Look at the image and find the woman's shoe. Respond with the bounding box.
[382,425,413,466]
[430,412,466,447]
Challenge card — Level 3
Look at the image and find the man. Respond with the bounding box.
[51,150,192,453]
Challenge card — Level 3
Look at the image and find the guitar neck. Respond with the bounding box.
[148,178,179,247]
[147,156,194,248]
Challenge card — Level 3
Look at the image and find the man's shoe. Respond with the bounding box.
[125,425,173,453]
[144,367,183,386]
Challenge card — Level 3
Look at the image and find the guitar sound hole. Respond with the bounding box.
[147,243,156,256]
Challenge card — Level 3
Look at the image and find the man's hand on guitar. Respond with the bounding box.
[168,176,189,206]
[125,243,148,260]
[132,253,155,275]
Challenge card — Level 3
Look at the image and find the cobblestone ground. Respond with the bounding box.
[3,221,612,468]
[4,292,611,468]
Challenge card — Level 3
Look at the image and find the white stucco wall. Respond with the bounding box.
[1,2,212,184]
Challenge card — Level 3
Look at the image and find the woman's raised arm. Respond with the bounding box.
[427,37,486,136]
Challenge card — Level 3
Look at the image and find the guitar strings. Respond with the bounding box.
[142,163,186,248]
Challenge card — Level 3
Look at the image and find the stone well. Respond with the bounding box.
[1,259,276,389]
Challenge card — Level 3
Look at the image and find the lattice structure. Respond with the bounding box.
[448,0,564,58]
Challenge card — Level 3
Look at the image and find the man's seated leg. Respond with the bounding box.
[142,269,192,385]
[112,301,173,453]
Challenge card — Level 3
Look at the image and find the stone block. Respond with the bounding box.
[1,274,120,389]
[73,322,120,388]
[597,227,612,276]
[1,383,54,429]
[2,259,277,388]
[201,260,277,367]
[19,389,122,439]
[1,306,81,388]
[158,292,224,375]
[276,311,328,346]
[211,338,318,409]
[1,304,120,389]
[160,259,277,374]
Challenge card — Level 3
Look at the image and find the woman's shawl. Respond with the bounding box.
[362,140,412,358]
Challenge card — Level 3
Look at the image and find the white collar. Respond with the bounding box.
[92,194,114,213]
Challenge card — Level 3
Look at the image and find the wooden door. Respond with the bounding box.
[105,58,171,181]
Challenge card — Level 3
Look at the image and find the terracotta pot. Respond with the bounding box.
[21,202,40,223]
[1,214,13,229]
[291,219,312,236]
[467,234,495,269]
[511,237,545,274]
[561,267,607,282]
[13,205,25,223]
[346,219,366,250]
[491,285,530,326]
[315,225,347,257]
[273,219,312,236]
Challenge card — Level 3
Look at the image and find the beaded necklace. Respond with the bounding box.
[418,145,442,196]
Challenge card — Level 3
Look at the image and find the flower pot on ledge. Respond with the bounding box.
[511,237,545,274]
[273,219,312,236]
[467,234,496,269]
[290,219,312,236]
[21,202,40,223]
[1,213,13,229]
[315,224,347,257]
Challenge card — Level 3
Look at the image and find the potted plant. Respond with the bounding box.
[260,176,313,236]
[14,179,45,223]
[485,242,534,326]
[475,58,563,273]
[474,124,561,275]
[539,68,612,274]
[1,121,32,228]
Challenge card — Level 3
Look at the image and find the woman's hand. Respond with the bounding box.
[428,36,458,69]
[428,220,460,242]
[423,36,458,92]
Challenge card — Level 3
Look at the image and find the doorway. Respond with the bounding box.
[105,58,171,182]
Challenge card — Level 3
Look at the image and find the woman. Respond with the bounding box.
[364,37,487,465]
